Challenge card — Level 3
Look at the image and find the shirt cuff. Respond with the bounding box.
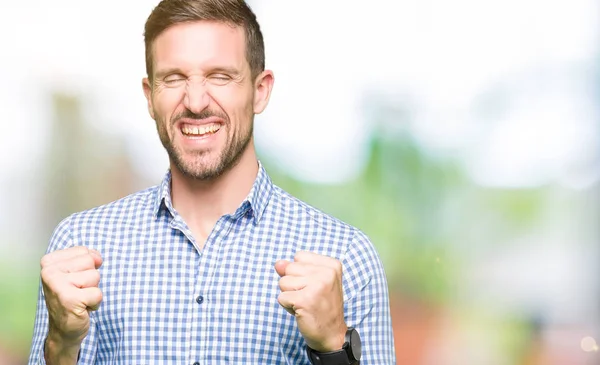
[37,345,47,365]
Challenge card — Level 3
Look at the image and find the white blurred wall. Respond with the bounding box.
[0,1,598,362]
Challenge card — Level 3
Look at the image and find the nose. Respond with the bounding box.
[183,78,210,114]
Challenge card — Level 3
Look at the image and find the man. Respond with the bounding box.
[28,0,396,364]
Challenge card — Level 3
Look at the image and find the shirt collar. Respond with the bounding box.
[152,160,273,225]
[243,160,274,224]
[152,169,175,218]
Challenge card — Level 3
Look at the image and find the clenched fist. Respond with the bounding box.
[40,246,103,364]
[275,251,347,352]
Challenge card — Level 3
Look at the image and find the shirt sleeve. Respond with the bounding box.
[27,215,99,365]
[342,229,397,365]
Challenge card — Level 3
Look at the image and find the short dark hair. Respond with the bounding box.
[144,0,265,80]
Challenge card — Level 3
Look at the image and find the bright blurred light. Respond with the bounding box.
[465,90,599,188]
[255,0,600,186]
[0,0,598,187]
[581,336,598,352]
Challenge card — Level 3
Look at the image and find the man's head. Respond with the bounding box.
[142,0,274,181]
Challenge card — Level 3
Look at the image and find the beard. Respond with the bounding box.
[155,108,253,181]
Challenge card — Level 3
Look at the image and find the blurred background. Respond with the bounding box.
[1,0,599,364]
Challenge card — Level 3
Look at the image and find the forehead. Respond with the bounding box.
[152,21,247,73]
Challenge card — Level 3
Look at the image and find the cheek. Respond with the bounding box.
[208,85,254,123]
[153,89,185,122]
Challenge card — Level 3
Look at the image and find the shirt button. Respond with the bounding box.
[195,295,204,304]
[193,362,200,365]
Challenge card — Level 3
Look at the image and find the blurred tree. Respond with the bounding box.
[41,92,138,244]
[261,111,465,304]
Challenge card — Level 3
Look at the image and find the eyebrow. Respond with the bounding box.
[154,67,185,79]
[154,66,241,79]
[208,66,241,76]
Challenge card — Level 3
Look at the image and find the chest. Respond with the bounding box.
[90,223,303,363]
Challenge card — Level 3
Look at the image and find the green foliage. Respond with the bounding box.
[261,132,467,304]
[261,128,548,306]
[0,261,39,359]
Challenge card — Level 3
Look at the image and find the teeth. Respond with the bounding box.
[182,124,221,136]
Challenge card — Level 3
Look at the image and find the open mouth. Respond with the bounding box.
[180,122,222,137]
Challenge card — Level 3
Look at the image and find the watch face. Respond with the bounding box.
[350,329,362,360]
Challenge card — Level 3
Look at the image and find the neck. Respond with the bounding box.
[170,144,259,234]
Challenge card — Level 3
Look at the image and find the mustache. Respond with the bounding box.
[172,109,227,124]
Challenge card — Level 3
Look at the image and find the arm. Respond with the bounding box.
[341,230,396,365]
[27,217,102,365]
[275,230,396,364]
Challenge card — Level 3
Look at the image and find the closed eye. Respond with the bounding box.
[208,74,232,85]
[163,74,186,87]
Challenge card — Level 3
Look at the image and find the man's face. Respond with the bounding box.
[143,21,272,180]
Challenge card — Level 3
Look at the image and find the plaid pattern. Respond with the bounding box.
[28,162,396,364]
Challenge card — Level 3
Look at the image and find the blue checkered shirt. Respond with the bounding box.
[28,163,396,364]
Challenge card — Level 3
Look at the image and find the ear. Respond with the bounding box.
[142,77,155,120]
[253,70,274,114]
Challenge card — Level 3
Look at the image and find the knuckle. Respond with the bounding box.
[92,270,101,285]
[84,255,95,268]
[95,288,104,303]
[332,260,342,273]
[294,251,308,261]
[278,291,292,305]
[40,254,51,268]
[72,246,89,254]
[324,266,337,279]
[41,267,61,285]
[76,255,94,270]
[40,266,52,281]
[56,290,76,309]
[314,278,328,292]
[283,262,295,276]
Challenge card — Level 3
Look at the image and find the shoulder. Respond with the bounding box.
[68,186,157,228]
[269,184,358,234]
[268,184,377,258]
[47,185,158,250]
[268,183,388,296]
[68,185,158,225]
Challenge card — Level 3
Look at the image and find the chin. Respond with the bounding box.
[178,158,225,180]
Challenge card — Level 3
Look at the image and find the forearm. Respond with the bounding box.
[44,333,81,365]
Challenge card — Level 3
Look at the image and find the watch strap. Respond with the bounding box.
[306,345,358,365]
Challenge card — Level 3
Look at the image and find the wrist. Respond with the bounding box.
[306,327,362,365]
[44,332,81,365]
[309,323,348,352]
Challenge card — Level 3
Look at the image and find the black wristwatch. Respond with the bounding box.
[306,327,362,365]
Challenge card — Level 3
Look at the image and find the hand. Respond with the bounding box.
[40,246,103,362]
[275,251,347,352]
